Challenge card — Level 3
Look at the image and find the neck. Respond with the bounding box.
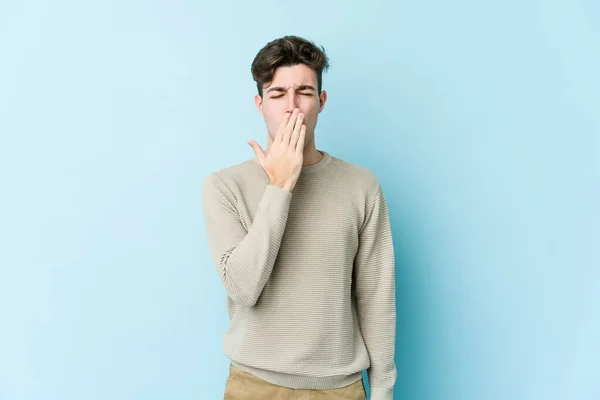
[302,141,324,166]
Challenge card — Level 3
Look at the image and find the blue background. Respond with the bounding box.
[1,0,598,399]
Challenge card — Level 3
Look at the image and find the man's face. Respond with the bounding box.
[255,63,327,146]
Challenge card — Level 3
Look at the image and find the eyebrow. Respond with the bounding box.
[266,85,316,93]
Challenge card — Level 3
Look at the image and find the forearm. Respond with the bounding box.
[356,281,396,400]
[217,184,291,306]
[203,176,292,307]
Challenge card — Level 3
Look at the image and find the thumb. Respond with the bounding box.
[248,140,266,162]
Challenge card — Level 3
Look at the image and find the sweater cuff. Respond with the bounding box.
[370,386,393,400]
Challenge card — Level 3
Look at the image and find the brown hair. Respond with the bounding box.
[251,35,330,97]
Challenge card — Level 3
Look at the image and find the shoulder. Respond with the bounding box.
[328,154,382,197]
[201,157,266,209]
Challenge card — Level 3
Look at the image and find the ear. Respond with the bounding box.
[254,94,264,116]
[318,90,327,113]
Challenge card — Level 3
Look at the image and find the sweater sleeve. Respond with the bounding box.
[353,182,397,400]
[201,173,292,307]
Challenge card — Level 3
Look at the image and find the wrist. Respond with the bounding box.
[269,179,293,192]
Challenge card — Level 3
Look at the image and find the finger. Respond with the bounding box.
[282,109,299,145]
[248,140,266,163]
[286,108,300,130]
[296,125,306,155]
[275,112,292,144]
[289,122,300,147]
[289,113,304,147]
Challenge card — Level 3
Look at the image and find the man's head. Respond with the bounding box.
[251,36,330,146]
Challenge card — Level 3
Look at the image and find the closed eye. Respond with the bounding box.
[270,93,312,99]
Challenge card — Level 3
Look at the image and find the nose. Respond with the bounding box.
[286,93,299,113]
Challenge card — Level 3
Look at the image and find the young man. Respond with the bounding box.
[202,35,397,400]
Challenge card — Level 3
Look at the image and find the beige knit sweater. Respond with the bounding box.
[201,150,396,400]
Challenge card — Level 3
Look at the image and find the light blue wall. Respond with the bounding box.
[1,1,598,399]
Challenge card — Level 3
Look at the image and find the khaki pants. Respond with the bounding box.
[224,364,367,400]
